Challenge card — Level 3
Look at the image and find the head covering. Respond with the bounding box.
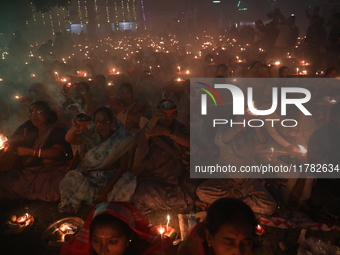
[60,202,173,255]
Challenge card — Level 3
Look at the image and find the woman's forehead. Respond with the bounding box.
[95,111,110,119]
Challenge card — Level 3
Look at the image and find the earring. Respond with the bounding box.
[126,239,132,247]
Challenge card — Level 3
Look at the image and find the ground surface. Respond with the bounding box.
[0,200,339,255]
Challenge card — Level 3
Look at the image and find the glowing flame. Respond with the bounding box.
[158,227,165,235]
[0,133,8,150]
[15,95,23,100]
[274,61,280,65]
[16,215,26,223]
[59,222,72,232]
[298,145,307,154]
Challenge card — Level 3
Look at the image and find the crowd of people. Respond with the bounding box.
[0,6,339,255]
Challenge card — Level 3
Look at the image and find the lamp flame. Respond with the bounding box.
[0,133,8,150]
[158,227,165,235]
[298,145,307,154]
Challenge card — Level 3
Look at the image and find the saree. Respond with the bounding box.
[0,120,71,201]
[132,121,195,214]
[59,125,136,213]
[60,202,173,255]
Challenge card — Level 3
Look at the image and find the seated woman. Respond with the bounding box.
[307,102,340,222]
[278,66,291,78]
[214,64,229,78]
[61,202,173,255]
[109,82,146,134]
[132,100,196,214]
[196,115,277,215]
[178,198,264,255]
[0,101,72,201]
[59,107,135,213]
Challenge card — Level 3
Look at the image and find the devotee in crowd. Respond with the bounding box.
[61,202,173,255]
[273,11,299,59]
[228,57,243,77]
[132,100,196,214]
[90,74,110,108]
[246,61,259,78]
[324,66,338,78]
[83,63,96,79]
[201,54,217,78]
[254,20,265,50]
[61,81,97,126]
[129,56,147,85]
[307,102,340,222]
[162,78,190,128]
[278,66,291,77]
[7,30,29,63]
[325,13,340,70]
[304,15,326,74]
[196,113,277,216]
[110,82,146,134]
[214,64,229,78]
[178,198,267,255]
[58,107,135,213]
[38,39,54,58]
[258,95,307,157]
[54,31,73,59]
[0,101,72,201]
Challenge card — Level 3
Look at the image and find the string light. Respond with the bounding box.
[114,1,119,30]
[106,0,110,23]
[94,0,98,13]
[31,2,36,23]
[66,4,71,25]
[140,0,146,29]
[121,0,125,22]
[84,0,88,23]
[78,0,83,24]
[57,13,61,27]
[132,0,137,21]
[41,13,46,26]
[49,13,55,36]
[127,0,131,22]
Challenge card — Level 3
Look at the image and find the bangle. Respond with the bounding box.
[38,149,42,158]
